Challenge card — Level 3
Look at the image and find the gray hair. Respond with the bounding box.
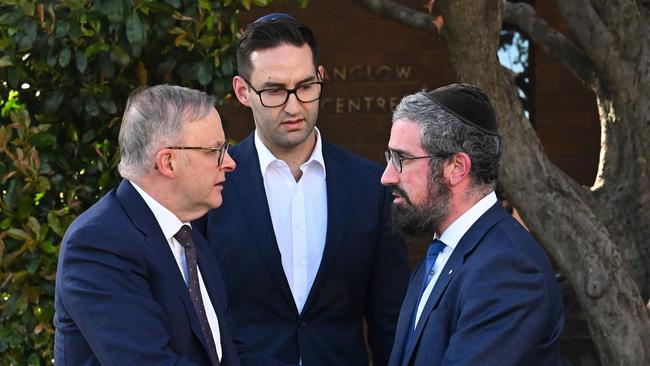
[392,90,502,189]
[117,85,217,180]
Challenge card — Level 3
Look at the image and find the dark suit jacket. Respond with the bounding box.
[194,134,409,366]
[389,202,564,366]
[54,180,241,366]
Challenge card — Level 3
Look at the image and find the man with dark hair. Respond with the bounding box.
[383,84,564,365]
[195,13,409,366]
[55,85,240,365]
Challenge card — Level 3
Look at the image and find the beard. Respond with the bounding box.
[389,170,451,237]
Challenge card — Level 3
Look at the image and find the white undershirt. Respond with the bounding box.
[414,192,498,328]
[255,128,328,314]
[131,181,222,361]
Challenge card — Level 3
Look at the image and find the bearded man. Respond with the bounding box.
[382,84,564,366]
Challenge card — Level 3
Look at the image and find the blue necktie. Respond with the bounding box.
[411,239,446,332]
[419,239,446,299]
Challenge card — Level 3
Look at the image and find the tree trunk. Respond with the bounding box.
[348,0,650,364]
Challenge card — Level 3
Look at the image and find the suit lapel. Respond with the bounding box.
[302,141,350,312]
[115,180,213,356]
[229,135,297,312]
[400,202,509,365]
[390,260,426,366]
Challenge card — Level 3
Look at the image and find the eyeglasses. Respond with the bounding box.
[241,77,323,108]
[167,142,230,166]
[384,149,451,173]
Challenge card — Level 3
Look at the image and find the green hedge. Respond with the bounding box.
[0,1,306,363]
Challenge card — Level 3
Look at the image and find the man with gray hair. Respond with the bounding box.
[383,84,564,365]
[54,85,240,365]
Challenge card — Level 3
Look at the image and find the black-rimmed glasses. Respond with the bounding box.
[241,77,323,108]
[385,149,451,173]
[167,142,230,166]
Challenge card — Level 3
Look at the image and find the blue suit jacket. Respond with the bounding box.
[194,134,409,366]
[54,180,241,366]
[389,202,564,366]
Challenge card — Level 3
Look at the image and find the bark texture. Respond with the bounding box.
[349,0,650,364]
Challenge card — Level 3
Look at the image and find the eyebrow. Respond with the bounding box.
[259,75,319,89]
[388,148,410,156]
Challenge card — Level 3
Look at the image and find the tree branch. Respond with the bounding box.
[503,1,599,89]
[555,0,628,88]
[347,0,439,34]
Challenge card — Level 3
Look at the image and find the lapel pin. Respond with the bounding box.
[448,269,454,275]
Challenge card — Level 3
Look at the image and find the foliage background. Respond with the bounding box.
[0,0,306,363]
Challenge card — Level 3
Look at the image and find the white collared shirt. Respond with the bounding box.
[131,181,222,360]
[255,128,328,314]
[413,192,498,328]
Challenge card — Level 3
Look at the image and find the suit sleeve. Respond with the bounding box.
[365,185,410,366]
[58,223,199,365]
[441,248,561,365]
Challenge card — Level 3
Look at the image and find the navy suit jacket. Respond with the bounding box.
[54,180,241,366]
[194,133,409,366]
[389,202,564,366]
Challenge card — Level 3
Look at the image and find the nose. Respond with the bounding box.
[220,151,236,172]
[380,163,398,186]
[283,92,302,114]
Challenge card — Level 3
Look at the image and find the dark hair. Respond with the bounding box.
[393,90,502,189]
[237,16,319,79]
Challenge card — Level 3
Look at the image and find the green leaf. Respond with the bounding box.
[25,255,41,274]
[58,48,71,67]
[28,133,56,147]
[126,12,144,44]
[0,55,13,68]
[103,0,125,23]
[111,45,130,65]
[39,240,57,254]
[197,61,213,86]
[84,41,110,59]
[44,90,64,113]
[98,98,117,114]
[163,0,181,7]
[26,216,40,238]
[75,50,87,73]
[252,0,269,6]
[84,98,100,116]
[198,0,211,10]
[0,10,21,25]
[81,129,96,143]
[6,67,18,88]
[241,0,251,10]
[47,212,62,237]
[55,21,70,37]
[7,228,31,241]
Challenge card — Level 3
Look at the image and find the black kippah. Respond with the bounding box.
[426,83,499,136]
[254,13,296,23]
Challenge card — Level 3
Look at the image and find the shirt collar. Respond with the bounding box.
[130,180,190,241]
[438,191,497,249]
[254,127,326,179]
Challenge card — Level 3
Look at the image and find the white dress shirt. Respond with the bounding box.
[131,181,222,360]
[414,191,498,327]
[255,128,328,314]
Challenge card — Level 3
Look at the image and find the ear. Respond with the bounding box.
[317,65,325,80]
[445,152,472,186]
[155,148,176,179]
[233,76,252,107]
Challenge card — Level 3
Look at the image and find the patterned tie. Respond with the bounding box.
[174,225,220,366]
